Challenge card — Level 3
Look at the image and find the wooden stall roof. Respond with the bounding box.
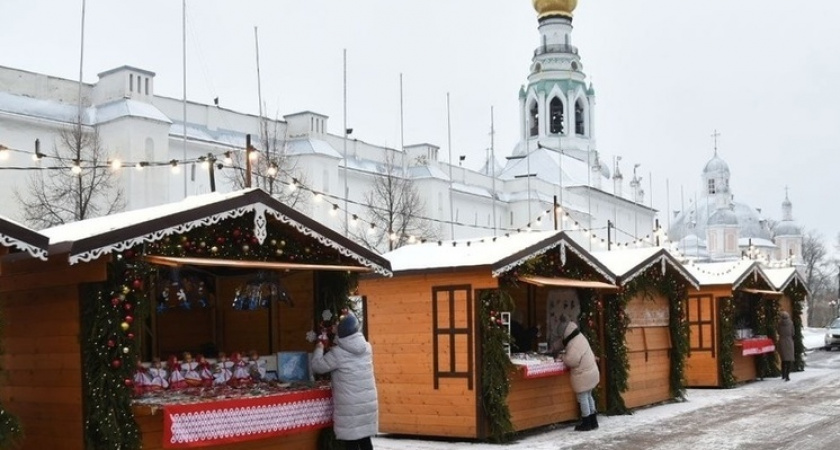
[0,214,48,260]
[381,230,616,282]
[38,188,392,275]
[764,266,810,295]
[518,275,618,290]
[590,247,700,289]
[684,259,775,291]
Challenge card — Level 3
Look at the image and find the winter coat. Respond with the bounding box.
[777,314,795,362]
[310,331,379,440]
[551,321,600,393]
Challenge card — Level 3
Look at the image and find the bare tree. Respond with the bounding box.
[351,152,437,253]
[801,230,836,325]
[14,125,124,229]
[225,116,308,208]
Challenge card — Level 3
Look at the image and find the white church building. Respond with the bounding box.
[0,1,742,255]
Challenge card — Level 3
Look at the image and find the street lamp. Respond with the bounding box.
[536,141,563,231]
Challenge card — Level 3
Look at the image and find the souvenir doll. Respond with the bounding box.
[196,354,214,387]
[229,352,251,387]
[132,358,152,396]
[167,354,188,389]
[148,357,169,390]
[213,351,233,385]
[248,350,267,381]
[182,352,202,387]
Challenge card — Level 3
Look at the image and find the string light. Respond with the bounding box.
[170,160,180,174]
[110,159,122,171]
[71,160,82,175]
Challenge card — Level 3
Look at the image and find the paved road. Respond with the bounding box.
[374,349,840,450]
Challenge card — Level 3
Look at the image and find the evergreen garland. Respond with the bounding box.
[602,289,629,415]
[478,290,514,443]
[718,297,736,388]
[789,286,807,371]
[81,253,149,449]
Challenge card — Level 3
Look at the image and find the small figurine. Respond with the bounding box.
[196,354,214,387]
[132,358,152,396]
[228,352,251,387]
[167,354,188,389]
[248,350,266,381]
[182,352,202,387]
[213,352,233,385]
[148,357,169,391]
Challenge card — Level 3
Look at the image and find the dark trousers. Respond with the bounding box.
[342,437,373,450]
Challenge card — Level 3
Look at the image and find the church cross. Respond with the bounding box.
[711,129,721,155]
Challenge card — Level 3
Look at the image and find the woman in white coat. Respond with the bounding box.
[551,315,600,432]
[311,311,378,450]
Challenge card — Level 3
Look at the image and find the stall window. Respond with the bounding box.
[432,285,473,390]
[687,294,715,355]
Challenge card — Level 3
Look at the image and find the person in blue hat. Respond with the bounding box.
[311,311,378,450]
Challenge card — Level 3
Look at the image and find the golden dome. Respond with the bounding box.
[532,0,578,19]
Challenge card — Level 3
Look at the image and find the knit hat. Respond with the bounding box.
[337,312,360,338]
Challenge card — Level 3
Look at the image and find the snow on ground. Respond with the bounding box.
[371,327,830,450]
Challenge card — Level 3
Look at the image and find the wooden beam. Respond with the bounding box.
[142,255,373,273]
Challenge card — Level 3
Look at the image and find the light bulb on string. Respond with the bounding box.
[266,163,278,177]
[223,152,233,166]
[0,145,10,160]
[170,160,180,174]
[329,204,339,216]
[110,159,121,171]
[71,160,82,175]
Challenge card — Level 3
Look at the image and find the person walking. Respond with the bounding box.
[777,311,795,381]
[311,311,378,450]
[551,314,600,431]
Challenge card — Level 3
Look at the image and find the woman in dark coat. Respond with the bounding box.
[777,311,795,381]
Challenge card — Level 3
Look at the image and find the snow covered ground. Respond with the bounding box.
[371,327,832,450]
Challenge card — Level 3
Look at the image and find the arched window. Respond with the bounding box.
[575,99,585,135]
[529,101,539,137]
[549,97,564,134]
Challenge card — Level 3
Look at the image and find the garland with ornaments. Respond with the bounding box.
[789,285,807,372]
[80,251,150,449]
[478,289,515,443]
[749,292,779,379]
[0,304,22,449]
[718,297,736,388]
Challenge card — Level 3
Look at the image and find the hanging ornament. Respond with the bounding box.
[124,302,134,311]
[111,297,121,307]
[107,339,116,348]
[124,315,134,324]
[121,322,130,331]
[124,378,134,387]
[111,359,122,369]
[132,279,143,290]
[127,332,135,340]
[122,347,130,354]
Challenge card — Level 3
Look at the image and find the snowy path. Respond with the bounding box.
[373,346,840,449]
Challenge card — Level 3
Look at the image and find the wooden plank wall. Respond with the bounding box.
[0,254,108,450]
[685,291,723,387]
[359,270,497,439]
[508,370,578,430]
[624,327,671,408]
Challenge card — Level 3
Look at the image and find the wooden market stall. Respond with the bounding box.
[358,230,619,440]
[0,189,391,450]
[683,260,780,388]
[765,267,809,371]
[589,247,699,412]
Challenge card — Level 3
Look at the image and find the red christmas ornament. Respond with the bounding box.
[124,302,133,311]
[124,249,135,259]
[232,229,241,238]
[217,237,226,244]
[124,315,134,324]
[124,378,133,387]
[127,332,135,340]
[107,339,116,348]
[111,297,121,307]
[111,359,122,369]
[132,279,143,290]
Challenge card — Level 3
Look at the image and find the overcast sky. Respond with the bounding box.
[2,0,839,248]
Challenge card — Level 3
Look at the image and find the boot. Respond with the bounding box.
[590,413,599,429]
[574,415,593,431]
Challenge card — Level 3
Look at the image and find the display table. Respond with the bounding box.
[133,383,332,449]
[736,337,776,356]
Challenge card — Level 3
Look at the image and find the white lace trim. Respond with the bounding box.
[67,203,392,276]
[0,235,48,261]
[492,238,616,284]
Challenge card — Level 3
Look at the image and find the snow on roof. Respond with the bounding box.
[382,230,615,281]
[0,214,49,260]
[94,99,171,124]
[39,188,391,274]
[0,91,93,125]
[683,259,770,288]
[408,164,449,181]
[763,267,807,293]
[738,237,776,249]
[286,139,341,159]
[590,247,699,288]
